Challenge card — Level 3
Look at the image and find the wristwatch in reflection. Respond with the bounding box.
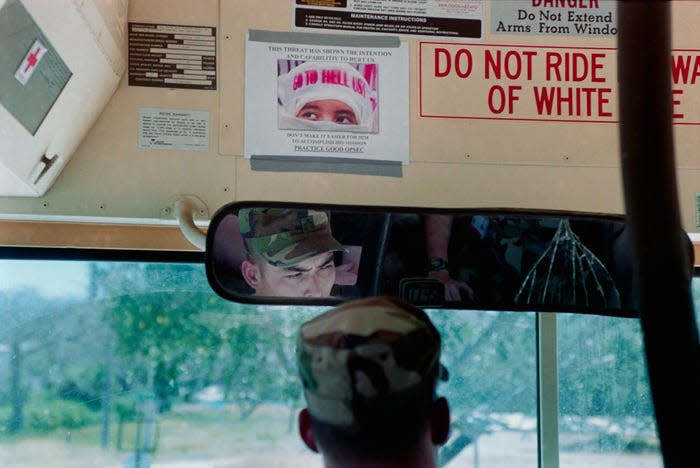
[428,257,449,272]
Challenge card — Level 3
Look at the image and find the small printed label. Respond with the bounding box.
[15,39,47,85]
[139,108,209,151]
[129,22,217,90]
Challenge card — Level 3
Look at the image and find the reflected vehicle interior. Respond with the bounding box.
[206,202,641,317]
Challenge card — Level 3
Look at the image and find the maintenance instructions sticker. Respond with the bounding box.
[293,0,483,39]
[128,22,216,90]
[138,108,209,151]
[244,30,409,163]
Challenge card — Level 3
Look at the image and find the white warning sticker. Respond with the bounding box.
[139,108,209,151]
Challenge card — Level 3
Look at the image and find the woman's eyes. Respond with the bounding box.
[298,111,319,120]
[297,110,356,124]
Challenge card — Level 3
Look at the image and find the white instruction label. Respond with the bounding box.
[139,108,209,151]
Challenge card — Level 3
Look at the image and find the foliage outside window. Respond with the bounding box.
[0,259,672,467]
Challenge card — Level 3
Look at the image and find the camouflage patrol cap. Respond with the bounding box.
[297,296,447,427]
[238,208,345,267]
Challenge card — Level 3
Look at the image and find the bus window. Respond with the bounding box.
[0,251,664,467]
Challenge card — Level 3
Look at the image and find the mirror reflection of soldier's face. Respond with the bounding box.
[245,252,336,297]
[296,99,358,125]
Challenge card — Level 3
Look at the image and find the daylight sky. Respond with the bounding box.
[0,260,88,298]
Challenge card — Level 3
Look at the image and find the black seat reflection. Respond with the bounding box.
[332,212,392,299]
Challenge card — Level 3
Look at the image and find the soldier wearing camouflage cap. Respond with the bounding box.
[239,207,346,297]
[296,296,451,467]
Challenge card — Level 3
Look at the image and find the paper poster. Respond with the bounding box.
[244,31,409,165]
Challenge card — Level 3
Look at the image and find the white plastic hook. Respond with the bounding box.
[173,195,208,251]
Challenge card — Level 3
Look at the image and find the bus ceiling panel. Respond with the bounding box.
[1,0,700,237]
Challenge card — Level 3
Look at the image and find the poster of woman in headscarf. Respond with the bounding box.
[277,60,379,133]
[244,31,408,165]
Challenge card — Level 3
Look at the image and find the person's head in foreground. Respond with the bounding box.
[278,61,376,132]
[296,296,451,467]
[239,207,345,297]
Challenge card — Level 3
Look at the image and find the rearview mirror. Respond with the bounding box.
[205,202,638,317]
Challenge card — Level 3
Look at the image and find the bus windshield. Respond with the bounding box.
[0,253,673,467]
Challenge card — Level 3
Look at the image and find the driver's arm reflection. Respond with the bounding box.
[424,214,475,302]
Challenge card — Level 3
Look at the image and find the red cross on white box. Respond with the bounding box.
[15,39,47,86]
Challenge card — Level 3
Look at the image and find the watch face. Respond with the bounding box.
[429,257,448,271]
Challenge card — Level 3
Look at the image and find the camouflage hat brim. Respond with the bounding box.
[260,230,345,268]
[239,208,345,267]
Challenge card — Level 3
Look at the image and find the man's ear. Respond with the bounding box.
[298,408,319,453]
[241,260,262,289]
[430,397,450,445]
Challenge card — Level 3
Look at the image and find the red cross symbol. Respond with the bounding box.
[15,40,47,85]
[24,46,42,73]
